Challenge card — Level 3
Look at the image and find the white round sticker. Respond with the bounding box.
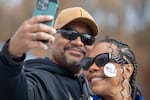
[104,63,117,77]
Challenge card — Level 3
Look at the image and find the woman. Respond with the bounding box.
[80,38,143,100]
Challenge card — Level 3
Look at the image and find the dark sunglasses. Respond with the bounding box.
[80,53,128,70]
[56,29,95,45]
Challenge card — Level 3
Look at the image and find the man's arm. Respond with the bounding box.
[0,40,28,100]
[0,15,55,100]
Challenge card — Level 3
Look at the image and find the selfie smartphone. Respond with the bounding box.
[33,0,59,43]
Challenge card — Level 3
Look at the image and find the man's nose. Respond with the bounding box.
[70,36,84,46]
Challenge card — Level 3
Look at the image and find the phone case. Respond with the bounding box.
[33,0,59,27]
[32,0,59,43]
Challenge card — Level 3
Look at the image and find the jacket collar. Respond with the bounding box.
[24,57,78,78]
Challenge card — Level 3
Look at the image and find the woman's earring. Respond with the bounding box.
[121,79,132,98]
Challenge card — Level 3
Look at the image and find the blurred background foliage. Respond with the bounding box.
[0,0,149,99]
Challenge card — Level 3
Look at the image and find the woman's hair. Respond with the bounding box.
[98,38,142,100]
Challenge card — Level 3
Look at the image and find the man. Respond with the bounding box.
[0,7,99,100]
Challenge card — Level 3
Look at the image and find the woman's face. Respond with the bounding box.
[86,42,125,97]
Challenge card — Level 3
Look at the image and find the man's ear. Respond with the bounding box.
[48,36,55,49]
[123,64,134,79]
[48,41,53,49]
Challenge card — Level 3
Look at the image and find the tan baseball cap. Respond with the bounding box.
[54,7,99,36]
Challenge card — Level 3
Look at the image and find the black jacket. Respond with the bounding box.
[0,42,91,100]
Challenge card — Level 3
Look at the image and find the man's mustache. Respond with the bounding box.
[64,46,86,55]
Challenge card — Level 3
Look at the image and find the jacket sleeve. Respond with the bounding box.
[0,41,28,100]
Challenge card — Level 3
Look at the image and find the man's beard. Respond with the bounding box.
[64,56,80,67]
[62,45,86,73]
[62,55,82,74]
[63,46,85,67]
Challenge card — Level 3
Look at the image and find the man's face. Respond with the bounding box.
[50,22,94,73]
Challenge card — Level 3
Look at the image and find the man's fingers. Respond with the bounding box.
[27,15,54,24]
[32,32,55,42]
[8,15,56,57]
[28,23,56,34]
[29,41,48,50]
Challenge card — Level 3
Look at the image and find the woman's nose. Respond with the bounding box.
[88,63,100,73]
